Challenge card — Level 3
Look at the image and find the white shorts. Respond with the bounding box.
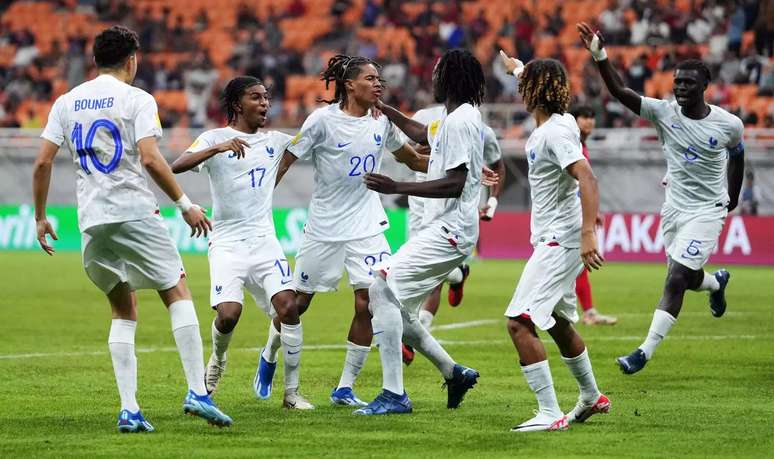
[661,204,727,271]
[407,195,427,238]
[293,233,391,293]
[81,215,185,294]
[504,243,584,331]
[376,225,468,316]
[208,235,292,315]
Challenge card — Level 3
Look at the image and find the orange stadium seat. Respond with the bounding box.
[155,90,188,113]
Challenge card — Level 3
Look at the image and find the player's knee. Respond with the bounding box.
[215,302,241,333]
[273,291,299,323]
[507,316,533,338]
[354,289,370,316]
[665,265,698,293]
[294,292,312,316]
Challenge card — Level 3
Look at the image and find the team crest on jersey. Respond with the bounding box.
[266,146,275,157]
[374,133,382,146]
[300,272,309,282]
[215,285,223,294]
[227,151,238,158]
[528,149,536,161]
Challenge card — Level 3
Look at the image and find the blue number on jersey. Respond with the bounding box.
[248,167,266,188]
[348,154,377,176]
[70,119,123,174]
[364,250,391,275]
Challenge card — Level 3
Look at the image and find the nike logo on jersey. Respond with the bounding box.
[337,142,352,148]
[215,285,223,294]
[373,134,382,146]
[671,123,683,130]
[281,279,293,285]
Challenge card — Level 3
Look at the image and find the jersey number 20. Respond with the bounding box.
[71,119,123,174]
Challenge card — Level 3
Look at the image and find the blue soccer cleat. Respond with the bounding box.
[709,269,730,318]
[352,389,413,415]
[117,409,155,433]
[182,390,233,427]
[330,387,368,407]
[253,352,276,400]
[617,348,648,375]
[445,364,479,409]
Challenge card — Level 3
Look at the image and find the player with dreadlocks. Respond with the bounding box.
[266,55,427,408]
[498,50,610,432]
[577,23,744,376]
[356,48,494,415]
[171,76,312,410]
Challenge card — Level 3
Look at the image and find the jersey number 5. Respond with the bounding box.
[71,119,123,174]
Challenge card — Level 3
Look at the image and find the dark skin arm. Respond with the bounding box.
[392,143,429,173]
[275,150,298,186]
[487,158,506,199]
[170,138,249,173]
[726,154,745,212]
[365,164,467,199]
[375,100,428,145]
[577,22,642,115]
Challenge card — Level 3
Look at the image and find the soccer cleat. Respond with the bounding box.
[566,393,611,423]
[182,390,233,427]
[447,264,470,307]
[117,409,155,433]
[253,352,276,400]
[444,364,479,408]
[617,348,648,375]
[709,269,730,318]
[330,387,368,407]
[204,353,227,395]
[352,389,413,415]
[582,311,618,326]
[283,388,315,410]
[402,343,415,366]
[511,412,568,432]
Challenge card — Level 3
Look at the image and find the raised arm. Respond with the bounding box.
[566,158,604,271]
[170,138,249,173]
[577,22,642,115]
[391,143,429,173]
[375,101,428,145]
[364,164,467,199]
[32,139,60,255]
[275,150,298,186]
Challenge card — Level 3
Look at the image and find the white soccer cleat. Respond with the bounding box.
[510,412,569,432]
[283,389,315,410]
[204,354,227,396]
[566,393,611,423]
[582,311,618,326]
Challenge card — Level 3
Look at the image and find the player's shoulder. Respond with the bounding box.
[550,113,580,135]
[446,103,480,126]
[412,105,445,123]
[267,129,294,145]
[709,104,744,130]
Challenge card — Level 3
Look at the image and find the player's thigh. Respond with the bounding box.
[292,236,346,293]
[208,242,248,309]
[407,196,426,239]
[81,225,128,295]
[344,233,392,291]
[668,210,726,271]
[245,236,293,317]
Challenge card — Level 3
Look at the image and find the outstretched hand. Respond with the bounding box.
[482,166,499,186]
[498,50,524,77]
[577,22,607,57]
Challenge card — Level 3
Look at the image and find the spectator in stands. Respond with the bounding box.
[362,0,381,27]
[754,0,773,57]
[727,5,746,56]
[739,48,767,84]
[599,0,628,45]
[627,54,653,94]
[184,52,219,128]
[740,170,759,215]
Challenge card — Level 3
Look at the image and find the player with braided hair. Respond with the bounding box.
[263,55,427,408]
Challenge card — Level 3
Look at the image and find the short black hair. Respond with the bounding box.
[675,59,711,84]
[571,104,595,119]
[221,76,264,124]
[93,26,140,68]
[319,54,380,105]
[433,49,485,106]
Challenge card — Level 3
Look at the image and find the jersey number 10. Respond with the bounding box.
[71,119,123,174]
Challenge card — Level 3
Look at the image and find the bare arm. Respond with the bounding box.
[577,22,642,115]
[275,150,298,186]
[32,140,60,255]
[364,164,467,199]
[566,159,604,270]
[391,143,429,173]
[726,153,745,212]
[170,138,249,174]
[375,101,428,145]
[487,158,506,199]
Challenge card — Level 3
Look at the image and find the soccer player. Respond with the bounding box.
[269,55,427,407]
[571,105,617,326]
[499,50,610,432]
[170,76,311,410]
[32,26,232,432]
[578,23,744,374]
[356,49,488,415]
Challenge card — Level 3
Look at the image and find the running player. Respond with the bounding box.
[32,26,232,432]
[577,23,744,374]
[571,105,617,326]
[355,49,488,415]
[170,76,311,410]
[499,50,610,432]
[266,55,427,407]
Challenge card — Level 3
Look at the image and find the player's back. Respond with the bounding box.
[42,74,161,231]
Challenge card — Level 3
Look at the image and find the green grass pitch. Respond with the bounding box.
[1,252,773,457]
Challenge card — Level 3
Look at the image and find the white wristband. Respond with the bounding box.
[590,34,608,61]
[175,194,194,213]
[485,196,498,219]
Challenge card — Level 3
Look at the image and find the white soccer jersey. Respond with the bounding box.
[186,127,292,243]
[525,113,586,248]
[482,124,503,164]
[410,105,447,182]
[41,74,162,231]
[422,103,484,254]
[640,97,744,212]
[287,103,404,242]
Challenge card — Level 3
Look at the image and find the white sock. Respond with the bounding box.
[211,319,232,362]
[418,309,434,330]
[403,317,455,379]
[168,300,207,396]
[640,309,677,360]
[108,319,140,412]
[561,348,601,403]
[694,271,720,292]
[337,341,370,389]
[521,360,562,418]
[261,320,282,363]
[369,277,404,395]
[280,322,303,391]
